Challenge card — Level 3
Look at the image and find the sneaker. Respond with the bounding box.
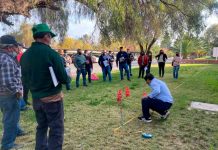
[138,116,152,123]
[83,84,88,87]
[161,111,170,119]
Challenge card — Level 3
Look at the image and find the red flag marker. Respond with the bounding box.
[125,87,130,97]
[143,92,147,97]
[117,90,122,103]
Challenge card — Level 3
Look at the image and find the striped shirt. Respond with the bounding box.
[0,51,23,95]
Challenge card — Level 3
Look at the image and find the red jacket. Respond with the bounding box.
[138,55,148,66]
[17,52,23,63]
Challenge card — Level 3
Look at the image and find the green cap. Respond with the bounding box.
[32,23,56,38]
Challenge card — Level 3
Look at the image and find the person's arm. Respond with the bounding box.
[98,56,102,67]
[116,53,119,67]
[74,56,79,69]
[90,57,93,69]
[155,54,159,59]
[165,54,168,60]
[1,59,23,97]
[148,82,161,98]
[145,55,149,66]
[138,56,140,66]
[20,54,29,95]
[52,52,69,84]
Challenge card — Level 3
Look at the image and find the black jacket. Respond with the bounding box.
[155,53,168,62]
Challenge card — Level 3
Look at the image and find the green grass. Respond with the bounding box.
[1,64,218,150]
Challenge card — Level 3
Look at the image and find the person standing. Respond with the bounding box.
[0,35,25,150]
[146,51,152,75]
[108,51,114,71]
[138,74,173,123]
[155,50,167,77]
[58,50,71,90]
[172,52,181,79]
[74,49,87,87]
[98,50,112,82]
[138,51,149,78]
[127,49,134,76]
[21,23,69,150]
[116,47,130,81]
[84,50,93,83]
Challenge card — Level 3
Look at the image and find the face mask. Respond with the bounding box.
[10,51,18,58]
[78,52,82,55]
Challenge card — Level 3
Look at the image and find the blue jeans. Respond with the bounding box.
[173,66,180,79]
[76,68,87,87]
[128,63,132,75]
[119,63,130,80]
[102,66,112,82]
[66,78,71,90]
[18,98,26,110]
[0,95,21,150]
[33,100,64,150]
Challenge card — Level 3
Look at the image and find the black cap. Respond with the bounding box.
[0,35,19,46]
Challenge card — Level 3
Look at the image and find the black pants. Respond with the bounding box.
[158,62,165,77]
[141,97,172,119]
[33,100,64,150]
[138,66,145,78]
[23,84,29,104]
[86,66,92,83]
[146,62,151,75]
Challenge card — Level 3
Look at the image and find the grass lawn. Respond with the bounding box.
[1,64,218,150]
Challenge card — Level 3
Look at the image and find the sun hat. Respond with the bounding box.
[32,23,56,38]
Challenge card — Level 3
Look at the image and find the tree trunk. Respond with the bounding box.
[147,37,157,53]
[138,41,144,52]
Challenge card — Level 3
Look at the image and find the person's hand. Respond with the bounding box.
[142,96,148,100]
[16,92,22,99]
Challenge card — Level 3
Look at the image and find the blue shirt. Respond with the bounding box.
[148,78,173,103]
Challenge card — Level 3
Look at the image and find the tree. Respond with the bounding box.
[172,35,210,58]
[1,0,218,52]
[204,24,218,47]
[10,23,33,47]
[59,37,75,49]
[161,32,172,48]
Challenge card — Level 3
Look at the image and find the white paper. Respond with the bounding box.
[144,67,147,71]
[49,66,59,87]
[103,60,109,67]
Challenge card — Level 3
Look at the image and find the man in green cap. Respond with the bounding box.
[21,23,69,150]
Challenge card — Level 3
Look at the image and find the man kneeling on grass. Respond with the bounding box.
[138,73,173,123]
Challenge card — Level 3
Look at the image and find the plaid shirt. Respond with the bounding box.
[0,51,23,95]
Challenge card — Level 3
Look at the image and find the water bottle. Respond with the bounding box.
[142,133,153,139]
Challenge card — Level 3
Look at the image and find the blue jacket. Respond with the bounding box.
[116,51,128,66]
[148,78,173,103]
[98,54,111,68]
